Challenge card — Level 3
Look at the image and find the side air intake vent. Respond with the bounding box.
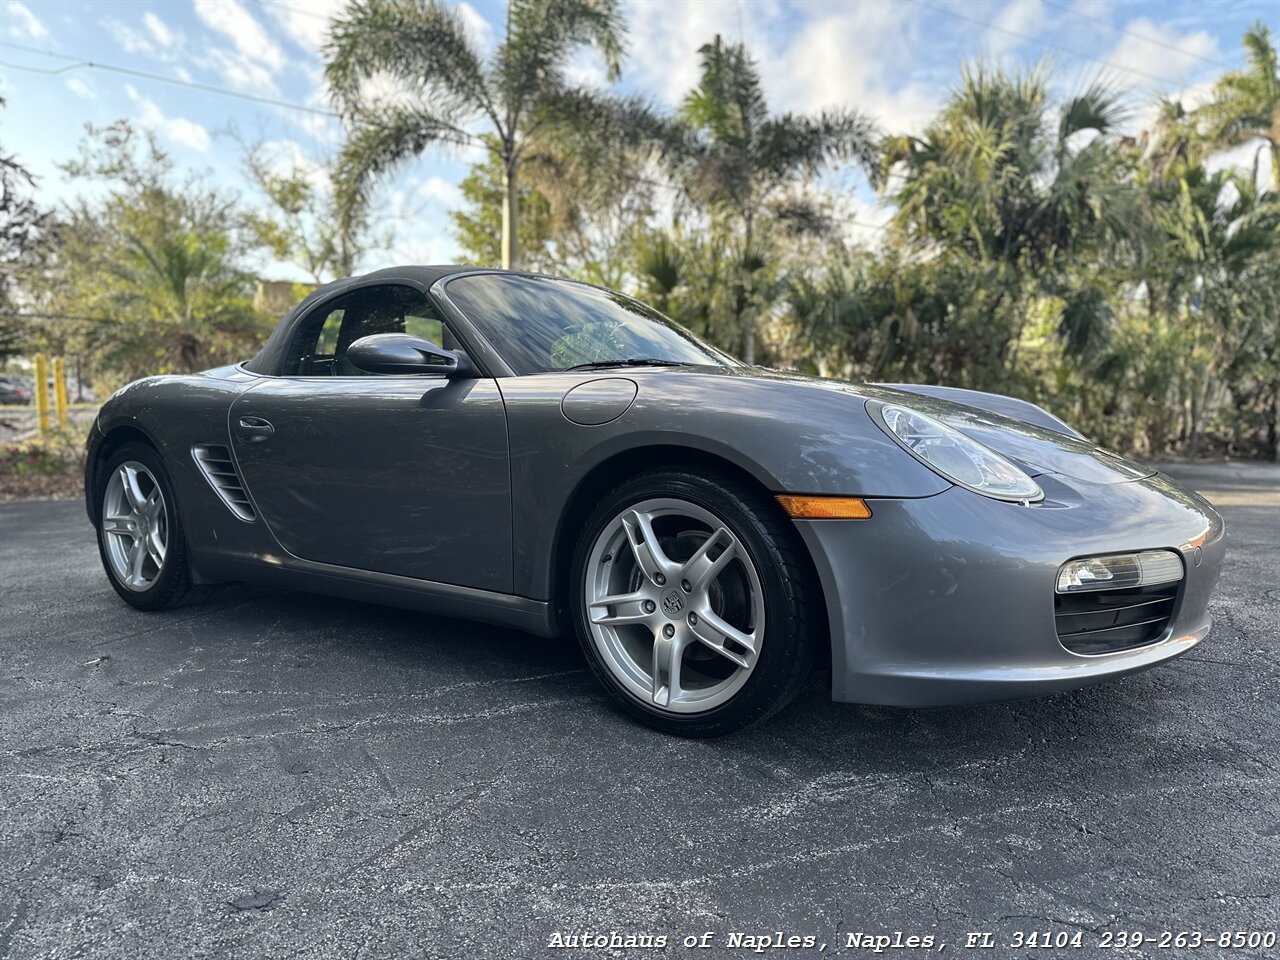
[192,444,256,521]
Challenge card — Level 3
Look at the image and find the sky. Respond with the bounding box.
[0,0,1276,280]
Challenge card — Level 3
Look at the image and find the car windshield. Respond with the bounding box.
[441,274,736,375]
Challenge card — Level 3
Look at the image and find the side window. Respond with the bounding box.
[284,285,453,376]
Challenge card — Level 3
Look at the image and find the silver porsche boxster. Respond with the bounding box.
[85,267,1225,735]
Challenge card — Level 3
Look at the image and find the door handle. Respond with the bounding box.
[236,416,275,443]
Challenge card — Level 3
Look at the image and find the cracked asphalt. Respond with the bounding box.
[1,463,1277,959]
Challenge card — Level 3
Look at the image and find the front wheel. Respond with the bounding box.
[96,442,202,610]
[571,468,820,737]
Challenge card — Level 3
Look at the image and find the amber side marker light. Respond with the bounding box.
[775,495,872,519]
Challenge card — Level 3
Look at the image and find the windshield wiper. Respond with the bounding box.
[565,358,697,371]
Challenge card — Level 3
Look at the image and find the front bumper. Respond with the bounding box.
[795,471,1225,706]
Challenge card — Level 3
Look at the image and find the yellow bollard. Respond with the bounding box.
[53,356,69,428]
[34,353,49,436]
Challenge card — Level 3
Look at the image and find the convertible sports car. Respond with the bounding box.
[85,266,1225,736]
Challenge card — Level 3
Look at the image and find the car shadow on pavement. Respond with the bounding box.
[181,580,1205,780]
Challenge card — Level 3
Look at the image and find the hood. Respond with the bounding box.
[685,365,1154,486]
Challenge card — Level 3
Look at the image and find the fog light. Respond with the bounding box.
[1056,550,1184,593]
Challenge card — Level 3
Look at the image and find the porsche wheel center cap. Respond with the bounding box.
[661,590,686,618]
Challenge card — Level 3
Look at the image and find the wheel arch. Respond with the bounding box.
[549,443,830,663]
[86,423,161,524]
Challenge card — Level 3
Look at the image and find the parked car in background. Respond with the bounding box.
[0,376,34,405]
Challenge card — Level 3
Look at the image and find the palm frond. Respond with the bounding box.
[334,104,473,231]
[325,0,493,124]
[1057,285,1113,357]
[757,109,880,186]
[500,0,627,126]
[532,88,670,161]
[680,38,768,147]
[1060,80,1128,142]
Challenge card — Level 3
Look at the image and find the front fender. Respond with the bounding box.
[499,371,949,601]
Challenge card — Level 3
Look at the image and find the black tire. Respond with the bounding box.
[95,441,204,611]
[570,467,820,737]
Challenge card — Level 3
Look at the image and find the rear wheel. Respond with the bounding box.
[571,468,819,736]
[96,442,202,610]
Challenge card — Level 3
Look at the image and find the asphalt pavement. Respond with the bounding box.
[1,463,1277,959]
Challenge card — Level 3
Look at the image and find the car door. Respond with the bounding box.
[229,282,513,592]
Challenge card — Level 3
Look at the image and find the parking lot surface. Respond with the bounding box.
[1,463,1277,958]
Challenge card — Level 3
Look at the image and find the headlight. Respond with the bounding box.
[868,401,1043,503]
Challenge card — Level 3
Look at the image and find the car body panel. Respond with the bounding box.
[795,471,1224,704]
[229,374,512,591]
[881,382,1086,439]
[85,266,1227,708]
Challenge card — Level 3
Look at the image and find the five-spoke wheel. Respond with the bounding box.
[585,498,766,712]
[573,469,818,736]
[96,442,201,610]
[101,461,169,591]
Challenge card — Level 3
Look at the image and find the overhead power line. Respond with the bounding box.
[912,0,1210,89]
[0,43,339,119]
[1041,0,1238,73]
[253,0,339,24]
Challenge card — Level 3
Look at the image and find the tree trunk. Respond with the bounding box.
[501,161,520,271]
[740,313,755,365]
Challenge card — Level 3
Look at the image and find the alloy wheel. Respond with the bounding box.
[584,497,765,714]
[101,461,169,592]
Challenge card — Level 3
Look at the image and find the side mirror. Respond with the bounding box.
[346,333,473,377]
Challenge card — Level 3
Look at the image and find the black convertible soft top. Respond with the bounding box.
[242,265,492,376]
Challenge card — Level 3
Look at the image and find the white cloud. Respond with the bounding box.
[1097,18,1219,90]
[125,84,211,151]
[625,0,937,138]
[64,76,95,99]
[1070,0,1112,19]
[625,0,773,107]
[203,46,279,93]
[564,46,610,91]
[163,115,213,151]
[986,0,1047,57]
[103,14,186,61]
[194,0,285,70]
[839,194,894,251]
[143,11,177,49]
[193,0,286,81]
[391,231,456,269]
[762,3,939,136]
[260,0,345,54]
[418,175,463,208]
[103,18,157,55]
[5,1,48,40]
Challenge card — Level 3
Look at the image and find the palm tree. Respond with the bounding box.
[883,65,1137,361]
[1195,22,1279,192]
[670,36,878,363]
[1147,167,1280,452]
[885,65,1134,268]
[325,0,638,270]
